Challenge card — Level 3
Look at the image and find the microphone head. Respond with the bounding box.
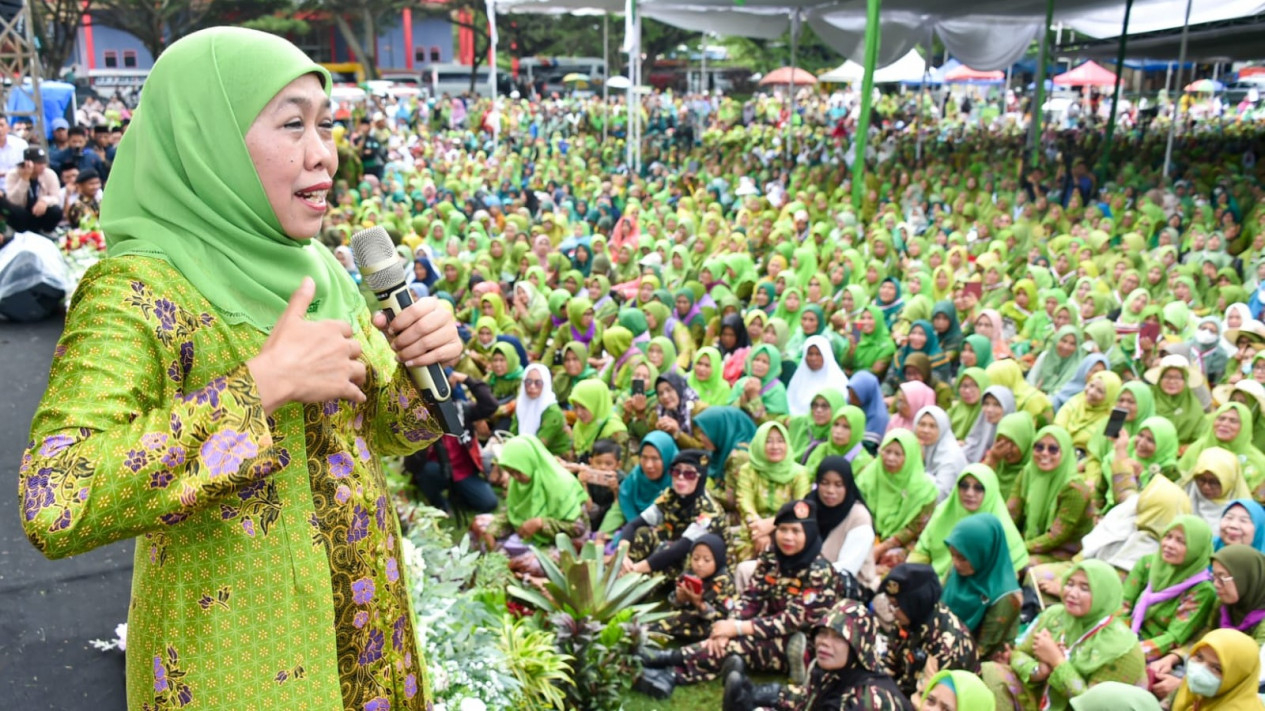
[350,226,403,293]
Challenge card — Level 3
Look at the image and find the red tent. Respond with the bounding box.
[759,67,818,86]
[1053,61,1119,87]
[944,65,1004,83]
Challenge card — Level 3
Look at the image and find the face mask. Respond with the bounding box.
[1244,360,1254,375]
[1196,330,1220,346]
[1186,660,1223,697]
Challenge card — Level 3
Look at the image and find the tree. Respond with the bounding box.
[30,0,93,79]
[638,18,695,78]
[90,0,294,61]
[300,0,409,80]
[416,1,489,94]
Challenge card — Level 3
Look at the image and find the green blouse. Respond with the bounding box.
[1120,554,1219,661]
[20,257,440,710]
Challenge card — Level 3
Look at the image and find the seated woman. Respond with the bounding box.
[692,406,758,514]
[485,342,525,431]
[717,313,753,385]
[962,386,1015,464]
[1054,370,1123,457]
[886,319,953,395]
[921,670,996,711]
[729,343,790,423]
[1178,402,1265,495]
[1149,544,1265,698]
[981,561,1146,711]
[511,363,570,457]
[897,353,955,410]
[914,405,969,502]
[1120,515,1218,663]
[910,465,1028,580]
[479,435,590,574]
[724,600,913,711]
[879,564,980,699]
[788,387,848,467]
[980,412,1036,501]
[1148,354,1210,449]
[1214,499,1265,551]
[942,514,1023,665]
[1006,426,1093,565]
[887,381,937,434]
[568,379,630,464]
[734,422,813,561]
[858,431,940,574]
[617,356,661,443]
[600,432,678,537]
[805,405,874,479]
[618,449,729,582]
[986,359,1055,430]
[687,346,732,407]
[648,534,736,644]
[843,305,896,381]
[641,500,854,693]
[808,456,878,591]
[785,336,849,418]
[1098,416,1181,514]
[551,341,597,406]
[1184,447,1254,533]
[649,373,709,450]
[947,367,990,444]
[848,371,890,452]
[1169,629,1262,711]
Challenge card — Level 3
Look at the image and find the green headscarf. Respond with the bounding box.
[748,421,804,485]
[941,512,1023,631]
[947,368,990,439]
[1043,560,1138,679]
[497,435,588,543]
[922,671,995,711]
[103,27,363,334]
[851,305,897,371]
[1151,364,1208,445]
[487,341,524,387]
[963,333,994,370]
[788,387,848,459]
[688,346,732,406]
[804,405,872,475]
[856,429,939,540]
[1144,515,1213,593]
[732,343,789,415]
[569,379,620,454]
[1031,326,1083,391]
[1177,402,1265,483]
[917,465,1029,580]
[1017,426,1078,540]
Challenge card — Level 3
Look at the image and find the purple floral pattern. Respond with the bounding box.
[358,628,385,666]
[199,429,257,479]
[347,505,370,543]
[329,452,354,479]
[351,577,376,605]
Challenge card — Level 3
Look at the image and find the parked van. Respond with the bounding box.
[422,63,514,97]
[518,57,607,96]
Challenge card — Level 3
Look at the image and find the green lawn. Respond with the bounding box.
[623,678,724,711]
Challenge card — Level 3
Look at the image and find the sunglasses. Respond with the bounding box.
[957,480,985,494]
[671,466,701,481]
[1033,443,1060,455]
[524,378,544,387]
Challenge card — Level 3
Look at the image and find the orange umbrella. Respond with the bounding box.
[759,67,817,86]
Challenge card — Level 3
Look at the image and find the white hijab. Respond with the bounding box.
[513,364,557,437]
[915,405,968,502]
[962,386,1016,463]
[786,335,849,417]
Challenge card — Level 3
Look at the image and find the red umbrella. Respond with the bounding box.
[1053,60,1119,88]
[944,65,1004,83]
[759,67,817,86]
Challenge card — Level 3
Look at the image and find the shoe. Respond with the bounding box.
[787,631,807,685]
[640,647,684,669]
[750,682,784,707]
[723,670,753,711]
[720,653,746,681]
[634,667,676,699]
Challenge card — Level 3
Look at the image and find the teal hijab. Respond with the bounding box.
[103,27,363,334]
[942,513,1021,630]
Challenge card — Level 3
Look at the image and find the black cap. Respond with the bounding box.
[23,146,47,163]
[670,449,709,472]
[75,168,99,184]
[881,563,942,627]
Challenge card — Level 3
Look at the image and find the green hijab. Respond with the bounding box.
[1045,560,1139,678]
[1151,365,1208,444]
[748,421,804,485]
[487,341,524,387]
[498,435,588,543]
[1178,402,1265,480]
[1032,326,1083,391]
[852,305,897,370]
[569,379,621,454]
[788,387,849,458]
[103,28,363,334]
[688,346,732,406]
[941,513,1023,631]
[1146,515,1213,592]
[963,333,993,369]
[1018,426,1078,540]
[947,368,990,440]
[918,465,1029,581]
[923,671,995,711]
[856,429,939,540]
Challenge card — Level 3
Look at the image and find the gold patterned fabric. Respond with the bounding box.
[19,256,442,710]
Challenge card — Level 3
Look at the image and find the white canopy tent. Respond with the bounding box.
[818,48,932,84]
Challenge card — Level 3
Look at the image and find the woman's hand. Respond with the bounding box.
[1031,629,1066,668]
[373,295,462,368]
[1150,672,1183,698]
[657,416,680,435]
[676,580,703,608]
[249,278,367,415]
[747,516,775,540]
[1148,654,1179,677]
[742,377,760,401]
[1037,576,1062,597]
[516,517,544,540]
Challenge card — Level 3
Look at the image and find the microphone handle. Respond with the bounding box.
[372,283,463,436]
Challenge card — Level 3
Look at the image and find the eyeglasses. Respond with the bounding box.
[523,379,544,387]
[811,401,833,411]
[1213,572,1235,585]
[671,466,701,481]
[957,481,985,494]
[1033,443,1060,455]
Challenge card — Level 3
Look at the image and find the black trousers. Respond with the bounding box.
[2,198,63,234]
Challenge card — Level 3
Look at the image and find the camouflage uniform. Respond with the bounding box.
[882,601,980,699]
[676,551,852,684]
[648,571,736,642]
[625,488,730,581]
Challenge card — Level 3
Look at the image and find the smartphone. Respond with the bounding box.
[963,281,983,300]
[852,324,862,342]
[1139,321,1161,345]
[680,574,703,596]
[553,349,565,367]
[1103,407,1129,439]
[632,378,645,396]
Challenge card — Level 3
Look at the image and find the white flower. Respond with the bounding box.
[460,699,487,711]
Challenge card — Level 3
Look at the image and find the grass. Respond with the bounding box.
[622,678,724,711]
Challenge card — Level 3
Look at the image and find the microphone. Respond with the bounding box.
[350,226,463,436]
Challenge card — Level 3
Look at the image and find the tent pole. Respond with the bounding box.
[1030,0,1053,168]
[916,33,931,164]
[700,31,706,93]
[786,9,798,164]
[1098,0,1132,178]
[1163,0,1193,179]
[851,0,881,210]
[488,0,498,151]
[603,13,609,143]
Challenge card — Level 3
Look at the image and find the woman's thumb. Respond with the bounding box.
[280,277,316,324]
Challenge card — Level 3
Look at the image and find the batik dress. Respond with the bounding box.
[20,258,441,711]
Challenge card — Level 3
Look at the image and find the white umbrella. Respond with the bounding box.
[606,76,632,89]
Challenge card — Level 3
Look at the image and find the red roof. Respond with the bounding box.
[1053,60,1119,88]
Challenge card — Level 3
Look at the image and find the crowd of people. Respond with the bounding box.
[336,81,1265,710]
[18,64,1265,709]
